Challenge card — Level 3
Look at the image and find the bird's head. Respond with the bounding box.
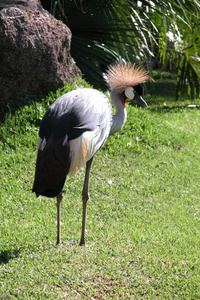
[123,84,147,107]
[105,62,149,107]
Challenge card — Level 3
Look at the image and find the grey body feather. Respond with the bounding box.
[32,88,113,197]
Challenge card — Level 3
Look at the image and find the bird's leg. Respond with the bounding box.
[79,157,94,246]
[56,192,63,245]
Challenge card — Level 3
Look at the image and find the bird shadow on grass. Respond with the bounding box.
[0,249,20,265]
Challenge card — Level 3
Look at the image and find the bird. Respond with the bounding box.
[32,62,149,246]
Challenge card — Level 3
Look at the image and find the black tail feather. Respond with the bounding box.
[32,135,70,198]
[33,177,66,198]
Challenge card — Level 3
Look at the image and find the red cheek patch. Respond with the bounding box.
[120,96,126,108]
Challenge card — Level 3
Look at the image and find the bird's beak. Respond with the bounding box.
[134,94,148,107]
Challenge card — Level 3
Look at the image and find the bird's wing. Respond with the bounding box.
[33,88,112,197]
[39,88,112,141]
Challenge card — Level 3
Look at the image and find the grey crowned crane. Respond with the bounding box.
[32,62,149,245]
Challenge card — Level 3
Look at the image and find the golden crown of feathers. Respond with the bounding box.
[105,62,149,93]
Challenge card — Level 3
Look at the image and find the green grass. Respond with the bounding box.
[0,79,200,299]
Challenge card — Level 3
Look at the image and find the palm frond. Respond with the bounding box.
[176,28,200,99]
[41,0,200,98]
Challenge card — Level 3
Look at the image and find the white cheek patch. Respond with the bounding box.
[125,87,135,100]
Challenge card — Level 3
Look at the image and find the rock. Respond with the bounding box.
[0,4,81,102]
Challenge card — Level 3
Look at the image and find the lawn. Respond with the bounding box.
[0,78,200,299]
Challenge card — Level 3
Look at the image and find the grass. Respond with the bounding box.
[0,78,200,299]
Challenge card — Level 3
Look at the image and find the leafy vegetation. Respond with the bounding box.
[0,79,200,298]
[41,0,200,98]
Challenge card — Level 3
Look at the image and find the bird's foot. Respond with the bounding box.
[56,239,61,246]
[79,239,85,246]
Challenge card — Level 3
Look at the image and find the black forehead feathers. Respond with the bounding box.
[134,84,144,96]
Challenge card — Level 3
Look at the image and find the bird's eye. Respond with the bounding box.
[125,87,135,100]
